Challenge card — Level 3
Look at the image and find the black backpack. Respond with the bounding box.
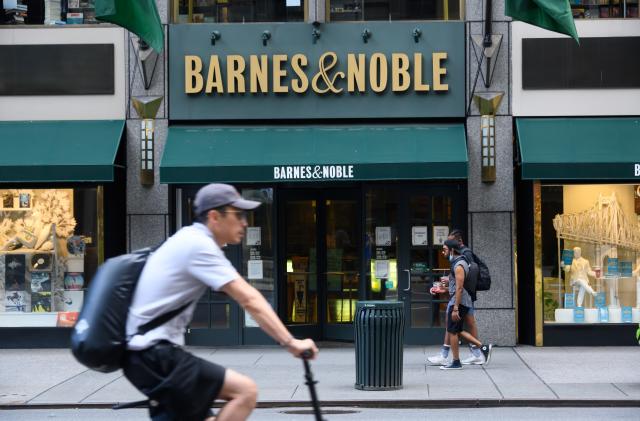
[458,256,478,302]
[71,247,190,373]
[470,251,492,291]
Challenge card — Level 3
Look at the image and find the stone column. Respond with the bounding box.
[125,0,170,251]
[465,0,516,346]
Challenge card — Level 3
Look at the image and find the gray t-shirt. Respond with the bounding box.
[126,223,239,350]
[448,257,474,308]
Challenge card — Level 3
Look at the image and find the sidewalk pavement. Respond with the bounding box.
[1,345,639,408]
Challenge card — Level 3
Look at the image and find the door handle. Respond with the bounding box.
[403,269,411,292]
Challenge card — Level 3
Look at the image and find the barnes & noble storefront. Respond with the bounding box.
[165,22,468,345]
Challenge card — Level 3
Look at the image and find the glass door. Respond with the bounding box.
[399,186,465,344]
[364,184,466,345]
[323,192,361,340]
[179,186,242,346]
[279,188,361,341]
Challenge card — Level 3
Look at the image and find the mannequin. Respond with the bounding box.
[632,256,640,308]
[564,247,597,307]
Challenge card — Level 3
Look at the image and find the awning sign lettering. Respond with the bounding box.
[273,165,354,180]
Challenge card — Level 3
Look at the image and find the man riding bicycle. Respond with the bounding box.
[123,183,318,421]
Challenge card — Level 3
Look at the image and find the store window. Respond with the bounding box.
[0,188,101,328]
[1,1,105,25]
[172,0,305,23]
[541,184,640,325]
[241,187,275,327]
[329,0,462,21]
[570,0,639,19]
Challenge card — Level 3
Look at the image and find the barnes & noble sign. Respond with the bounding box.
[169,22,464,120]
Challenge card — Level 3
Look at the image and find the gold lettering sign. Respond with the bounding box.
[185,52,450,95]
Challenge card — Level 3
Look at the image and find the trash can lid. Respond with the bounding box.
[356,300,404,310]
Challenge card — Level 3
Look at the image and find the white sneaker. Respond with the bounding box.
[461,354,485,365]
[427,354,451,366]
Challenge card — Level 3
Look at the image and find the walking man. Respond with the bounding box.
[428,230,490,366]
[123,183,318,421]
[439,239,492,370]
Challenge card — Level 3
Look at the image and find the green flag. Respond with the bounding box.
[95,0,164,53]
[506,0,579,44]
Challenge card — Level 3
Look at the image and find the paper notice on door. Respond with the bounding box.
[246,227,261,246]
[411,226,428,246]
[244,312,259,328]
[375,227,392,246]
[375,260,390,278]
[433,226,450,245]
[247,260,263,279]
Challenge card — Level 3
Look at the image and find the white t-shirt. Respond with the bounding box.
[126,223,239,350]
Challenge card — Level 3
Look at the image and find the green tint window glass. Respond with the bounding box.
[329,0,462,21]
[241,188,275,327]
[365,186,398,300]
[172,0,305,23]
[325,198,360,323]
[285,200,318,324]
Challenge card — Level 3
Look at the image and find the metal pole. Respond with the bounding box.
[483,0,493,87]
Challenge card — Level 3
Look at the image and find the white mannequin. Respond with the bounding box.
[564,247,596,307]
[632,256,640,308]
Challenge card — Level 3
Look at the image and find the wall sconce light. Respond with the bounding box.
[131,96,163,186]
[210,30,221,46]
[312,28,321,44]
[473,92,504,183]
[412,28,422,43]
[261,30,271,46]
[362,29,371,43]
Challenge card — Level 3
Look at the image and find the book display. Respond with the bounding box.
[0,0,103,25]
[548,191,640,324]
[0,189,86,328]
[570,0,639,19]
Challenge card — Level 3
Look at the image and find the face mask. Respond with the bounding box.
[448,253,454,262]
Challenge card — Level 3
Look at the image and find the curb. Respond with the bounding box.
[2,399,640,410]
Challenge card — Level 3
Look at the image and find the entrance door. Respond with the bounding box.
[279,188,361,341]
[399,187,465,344]
[364,184,465,345]
[179,186,242,346]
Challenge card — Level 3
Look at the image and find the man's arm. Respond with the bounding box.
[452,265,465,322]
[222,277,318,358]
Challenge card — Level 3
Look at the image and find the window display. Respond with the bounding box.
[1,1,103,25]
[542,185,640,325]
[0,188,99,328]
[570,0,639,19]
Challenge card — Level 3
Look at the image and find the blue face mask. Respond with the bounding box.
[448,253,454,262]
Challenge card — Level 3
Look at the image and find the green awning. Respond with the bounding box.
[0,120,124,182]
[160,125,467,183]
[516,118,640,180]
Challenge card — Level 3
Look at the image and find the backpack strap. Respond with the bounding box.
[136,301,194,336]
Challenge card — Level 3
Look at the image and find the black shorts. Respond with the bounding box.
[123,341,226,421]
[446,304,470,334]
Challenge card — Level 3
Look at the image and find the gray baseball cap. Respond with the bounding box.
[194,183,261,215]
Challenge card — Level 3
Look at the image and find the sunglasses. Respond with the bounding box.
[223,209,248,221]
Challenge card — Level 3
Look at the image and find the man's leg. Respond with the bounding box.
[461,313,485,365]
[466,313,478,339]
[215,369,258,421]
[449,332,460,361]
[427,308,451,365]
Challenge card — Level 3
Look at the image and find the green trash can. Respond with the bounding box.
[354,300,404,390]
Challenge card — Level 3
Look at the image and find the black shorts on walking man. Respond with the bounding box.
[124,183,318,421]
